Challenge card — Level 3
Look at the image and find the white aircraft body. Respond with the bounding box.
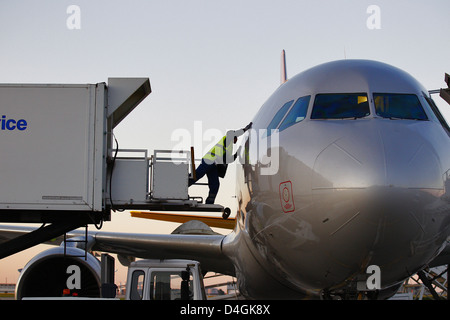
[1,59,450,299]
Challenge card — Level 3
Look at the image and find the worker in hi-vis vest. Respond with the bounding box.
[189,122,252,204]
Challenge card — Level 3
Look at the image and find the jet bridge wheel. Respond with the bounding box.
[222,207,231,220]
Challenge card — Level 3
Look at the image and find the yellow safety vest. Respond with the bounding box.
[203,135,233,164]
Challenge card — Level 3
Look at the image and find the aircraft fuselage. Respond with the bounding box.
[227,60,450,299]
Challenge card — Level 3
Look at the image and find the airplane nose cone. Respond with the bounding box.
[313,120,442,190]
[379,122,443,189]
[308,120,447,289]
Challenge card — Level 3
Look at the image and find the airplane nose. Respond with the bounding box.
[379,122,443,189]
[313,120,442,190]
[309,120,447,288]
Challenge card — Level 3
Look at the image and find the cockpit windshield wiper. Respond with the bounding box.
[387,116,427,121]
[340,115,369,120]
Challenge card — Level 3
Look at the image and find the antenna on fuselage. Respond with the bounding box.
[281,49,287,85]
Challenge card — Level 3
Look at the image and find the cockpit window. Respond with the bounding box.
[424,94,450,132]
[279,95,311,131]
[311,93,370,119]
[266,100,293,136]
[374,93,427,120]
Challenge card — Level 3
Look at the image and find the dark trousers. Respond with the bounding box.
[189,159,219,204]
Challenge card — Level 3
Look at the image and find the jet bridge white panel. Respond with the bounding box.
[152,150,189,200]
[110,150,149,206]
[0,84,106,211]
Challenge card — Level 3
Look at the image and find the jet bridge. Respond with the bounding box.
[0,78,152,223]
[0,77,227,259]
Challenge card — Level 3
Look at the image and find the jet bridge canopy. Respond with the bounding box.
[108,78,151,129]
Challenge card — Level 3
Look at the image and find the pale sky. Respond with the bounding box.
[1,0,450,284]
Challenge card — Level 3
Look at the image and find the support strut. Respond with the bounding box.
[0,216,94,259]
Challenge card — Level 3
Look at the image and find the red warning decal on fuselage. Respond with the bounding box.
[279,181,295,213]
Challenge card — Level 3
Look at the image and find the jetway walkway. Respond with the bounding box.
[109,148,230,215]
